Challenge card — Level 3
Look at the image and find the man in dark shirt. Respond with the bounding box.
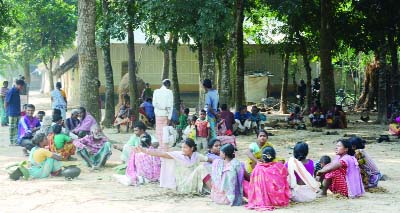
[5,79,25,145]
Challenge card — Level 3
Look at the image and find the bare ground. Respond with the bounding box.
[0,91,399,213]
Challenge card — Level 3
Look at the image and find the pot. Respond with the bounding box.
[62,165,81,179]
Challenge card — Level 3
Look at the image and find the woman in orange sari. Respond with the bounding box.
[246,146,291,211]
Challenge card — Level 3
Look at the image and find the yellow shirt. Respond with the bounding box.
[33,148,53,163]
[61,89,67,99]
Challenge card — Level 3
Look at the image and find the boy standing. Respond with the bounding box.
[195,109,210,151]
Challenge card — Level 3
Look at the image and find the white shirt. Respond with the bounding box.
[152,86,174,119]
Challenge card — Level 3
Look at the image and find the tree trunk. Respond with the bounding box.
[220,42,234,106]
[319,0,336,111]
[101,0,115,128]
[235,0,245,110]
[160,36,170,80]
[280,52,290,114]
[197,42,203,110]
[23,60,30,100]
[296,32,312,114]
[48,60,55,92]
[388,30,399,102]
[78,0,100,121]
[357,58,378,110]
[171,36,180,111]
[200,42,215,109]
[216,49,223,92]
[376,47,388,124]
[127,23,139,120]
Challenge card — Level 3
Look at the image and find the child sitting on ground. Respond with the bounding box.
[195,110,210,151]
[51,124,76,161]
[314,155,331,183]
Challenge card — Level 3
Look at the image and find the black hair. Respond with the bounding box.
[221,144,236,159]
[162,79,171,87]
[56,82,62,88]
[262,146,276,162]
[239,105,247,112]
[221,104,228,111]
[140,134,152,148]
[37,111,45,115]
[123,94,130,102]
[349,136,366,149]
[16,79,25,86]
[52,108,61,117]
[26,104,35,110]
[338,138,355,156]
[184,138,197,152]
[79,107,86,114]
[134,121,147,131]
[146,98,152,102]
[200,109,206,114]
[294,106,301,113]
[32,133,46,146]
[320,155,331,165]
[208,138,221,149]
[53,124,62,134]
[184,108,190,114]
[293,141,309,161]
[53,114,63,122]
[202,79,212,89]
[191,115,198,122]
[257,129,269,138]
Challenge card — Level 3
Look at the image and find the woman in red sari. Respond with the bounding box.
[246,146,291,211]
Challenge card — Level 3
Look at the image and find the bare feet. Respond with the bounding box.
[317,190,327,198]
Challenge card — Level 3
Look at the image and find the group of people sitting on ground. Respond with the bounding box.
[233,105,267,135]
[113,122,380,210]
[114,83,157,132]
[287,102,347,129]
[16,105,113,179]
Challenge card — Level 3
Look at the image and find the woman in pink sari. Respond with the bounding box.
[128,134,161,184]
[246,146,291,211]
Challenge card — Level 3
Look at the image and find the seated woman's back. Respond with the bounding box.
[246,147,290,211]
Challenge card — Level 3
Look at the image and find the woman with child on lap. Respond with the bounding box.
[316,139,364,198]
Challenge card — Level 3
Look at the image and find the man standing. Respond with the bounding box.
[51,82,67,120]
[152,79,173,189]
[152,79,173,150]
[202,79,219,140]
[5,79,24,145]
[0,81,9,126]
